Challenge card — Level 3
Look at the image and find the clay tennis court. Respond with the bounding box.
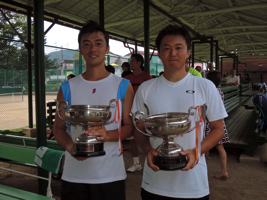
[0,93,57,130]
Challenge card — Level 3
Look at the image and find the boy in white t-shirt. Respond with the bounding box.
[131,25,227,199]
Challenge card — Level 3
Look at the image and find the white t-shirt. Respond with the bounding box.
[226,75,239,85]
[131,73,228,198]
[61,74,129,184]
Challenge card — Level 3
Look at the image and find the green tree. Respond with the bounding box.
[0,10,58,71]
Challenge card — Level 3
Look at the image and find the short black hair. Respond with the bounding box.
[155,25,191,52]
[207,71,221,88]
[105,65,115,74]
[78,20,109,48]
[67,74,75,80]
[121,62,130,70]
[131,54,144,68]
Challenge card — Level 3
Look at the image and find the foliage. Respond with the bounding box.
[0,10,58,70]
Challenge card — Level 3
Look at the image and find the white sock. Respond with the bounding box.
[133,157,140,165]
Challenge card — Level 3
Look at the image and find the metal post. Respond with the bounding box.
[244,63,247,82]
[221,57,223,78]
[135,41,137,54]
[79,53,83,74]
[144,0,150,74]
[99,0,104,27]
[233,56,236,70]
[210,37,213,63]
[13,70,15,87]
[107,55,110,65]
[33,0,48,195]
[27,8,33,128]
[192,43,195,68]
[236,56,238,75]
[215,41,219,70]
[49,70,51,91]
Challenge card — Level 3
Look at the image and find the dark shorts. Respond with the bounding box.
[141,188,209,200]
[61,179,126,200]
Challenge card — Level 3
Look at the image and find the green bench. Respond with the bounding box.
[219,85,259,159]
[0,184,53,200]
[0,144,55,199]
[221,85,250,114]
[240,83,258,96]
[0,134,64,199]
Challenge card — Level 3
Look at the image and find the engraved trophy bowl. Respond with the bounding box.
[56,99,116,157]
[132,105,206,170]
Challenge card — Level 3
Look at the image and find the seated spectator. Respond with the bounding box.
[105,64,115,74]
[226,69,239,86]
[121,62,132,78]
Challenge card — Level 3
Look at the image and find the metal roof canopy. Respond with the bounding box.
[1,0,267,62]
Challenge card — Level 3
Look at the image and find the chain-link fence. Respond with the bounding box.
[0,37,163,130]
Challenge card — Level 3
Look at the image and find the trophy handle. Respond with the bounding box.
[185,106,201,133]
[188,106,196,115]
[109,99,117,108]
[56,100,72,125]
[131,111,152,137]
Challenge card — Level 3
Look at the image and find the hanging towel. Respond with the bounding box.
[34,146,64,174]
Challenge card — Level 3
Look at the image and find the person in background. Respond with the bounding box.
[195,65,202,73]
[105,64,115,74]
[121,62,132,78]
[67,74,76,80]
[125,53,153,173]
[53,20,134,200]
[226,69,239,86]
[205,71,230,180]
[159,71,164,76]
[185,59,202,77]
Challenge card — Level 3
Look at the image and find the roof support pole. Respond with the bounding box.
[33,0,48,196]
[99,0,104,27]
[236,56,238,75]
[221,57,223,77]
[135,41,138,54]
[192,43,195,68]
[214,40,219,71]
[210,37,213,63]
[144,0,150,74]
[27,8,33,128]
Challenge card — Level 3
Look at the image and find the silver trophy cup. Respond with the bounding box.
[132,105,206,170]
[56,99,116,157]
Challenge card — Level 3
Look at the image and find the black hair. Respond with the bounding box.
[207,71,221,88]
[155,25,191,52]
[67,74,76,79]
[105,65,115,74]
[78,20,109,48]
[121,62,130,71]
[131,54,144,68]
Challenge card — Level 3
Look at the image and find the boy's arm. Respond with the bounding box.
[180,119,224,170]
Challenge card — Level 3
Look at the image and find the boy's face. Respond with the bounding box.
[158,35,190,72]
[79,31,109,68]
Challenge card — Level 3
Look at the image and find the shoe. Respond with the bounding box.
[127,163,142,172]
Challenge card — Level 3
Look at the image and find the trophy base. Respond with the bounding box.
[154,155,188,170]
[73,142,105,157]
[72,151,106,157]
